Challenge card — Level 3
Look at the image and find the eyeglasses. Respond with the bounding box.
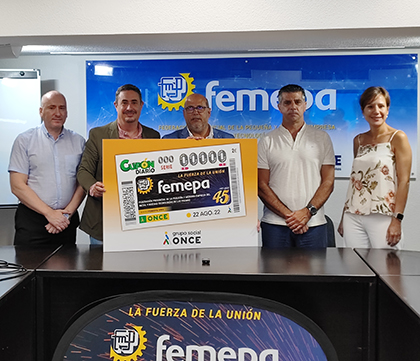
[184,106,209,113]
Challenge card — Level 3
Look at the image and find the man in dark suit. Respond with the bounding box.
[77,84,160,243]
[163,93,234,139]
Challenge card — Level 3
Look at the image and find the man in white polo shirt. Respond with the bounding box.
[258,84,335,248]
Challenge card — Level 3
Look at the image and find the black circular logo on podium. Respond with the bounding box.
[53,291,338,361]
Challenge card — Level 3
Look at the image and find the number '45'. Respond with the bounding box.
[213,190,230,204]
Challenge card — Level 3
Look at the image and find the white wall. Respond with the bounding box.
[1,0,420,37]
[0,50,419,249]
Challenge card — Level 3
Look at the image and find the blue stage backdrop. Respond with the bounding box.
[52,291,338,361]
[86,54,417,177]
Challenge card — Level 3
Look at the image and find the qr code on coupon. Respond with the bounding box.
[122,184,136,222]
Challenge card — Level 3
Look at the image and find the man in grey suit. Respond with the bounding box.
[77,84,160,243]
[163,93,234,139]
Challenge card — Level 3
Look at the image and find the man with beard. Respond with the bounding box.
[163,93,234,139]
[77,84,160,243]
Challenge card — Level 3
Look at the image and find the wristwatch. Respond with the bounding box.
[306,203,318,216]
[394,213,404,221]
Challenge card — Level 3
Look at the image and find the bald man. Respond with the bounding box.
[163,93,234,139]
[8,91,85,245]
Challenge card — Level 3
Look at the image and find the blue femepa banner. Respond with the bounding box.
[86,54,418,177]
[52,291,338,360]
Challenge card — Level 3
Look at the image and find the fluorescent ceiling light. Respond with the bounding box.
[94,65,113,76]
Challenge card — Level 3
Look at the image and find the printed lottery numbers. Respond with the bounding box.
[179,149,227,167]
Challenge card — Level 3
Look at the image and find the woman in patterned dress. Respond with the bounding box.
[338,87,412,248]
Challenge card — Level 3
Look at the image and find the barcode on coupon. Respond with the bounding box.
[121,181,136,224]
[229,158,241,213]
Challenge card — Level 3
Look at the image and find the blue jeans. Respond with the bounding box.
[261,222,328,248]
[90,236,103,245]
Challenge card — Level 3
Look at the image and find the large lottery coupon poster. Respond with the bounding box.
[116,143,245,231]
[103,139,257,252]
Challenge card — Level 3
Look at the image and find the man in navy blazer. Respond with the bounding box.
[163,93,234,139]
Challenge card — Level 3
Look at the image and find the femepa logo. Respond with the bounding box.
[157,334,279,361]
[120,159,155,175]
[111,330,279,361]
[110,325,147,361]
[137,177,153,195]
[158,73,196,111]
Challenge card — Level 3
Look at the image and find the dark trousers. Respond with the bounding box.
[14,203,79,245]
[261,221,328,248]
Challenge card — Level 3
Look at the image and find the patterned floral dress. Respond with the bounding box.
[344,131,398,217]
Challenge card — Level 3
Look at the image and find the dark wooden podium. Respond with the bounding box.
[36,246,375,361]
[0,245,59,361]
[356,248,420,361]
[4,245,420,361]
